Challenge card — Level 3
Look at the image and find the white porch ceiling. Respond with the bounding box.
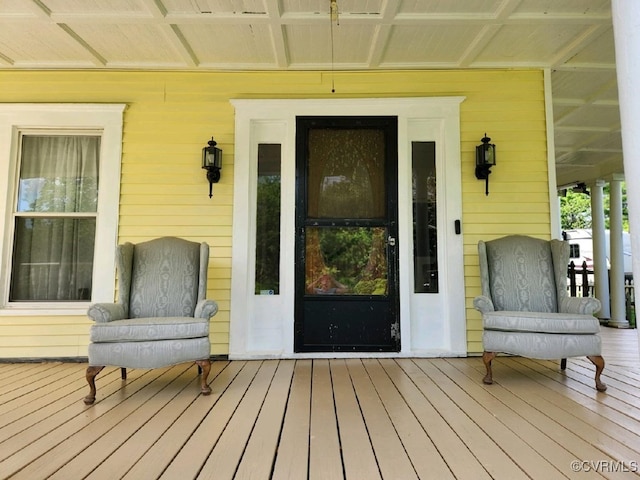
[0,0,621,188]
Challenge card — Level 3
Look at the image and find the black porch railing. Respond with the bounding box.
[567,261,636,327]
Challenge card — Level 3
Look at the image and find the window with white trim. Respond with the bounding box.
[0,104,124,313]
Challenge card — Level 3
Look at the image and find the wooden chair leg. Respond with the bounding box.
[195,359,212,395]
[587,355,607,392]
[84,366,105,405]
[482,351,496,385]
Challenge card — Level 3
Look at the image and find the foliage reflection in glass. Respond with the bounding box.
[255,144,281,295]
[306,227,387,296]
[412,141,438,293]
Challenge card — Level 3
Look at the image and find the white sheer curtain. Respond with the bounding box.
[10,135,100,301]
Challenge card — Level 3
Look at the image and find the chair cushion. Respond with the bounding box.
[483,310,600,334]
[90,317,209,343]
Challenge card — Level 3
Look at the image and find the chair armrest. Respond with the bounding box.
[559,296,601,316]
[195,299,218,319]
[87,303,126,323]
[473,295,495,313]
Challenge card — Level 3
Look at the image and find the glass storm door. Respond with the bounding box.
[294,116,399,352]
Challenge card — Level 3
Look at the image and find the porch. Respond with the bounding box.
[0,327,638,480]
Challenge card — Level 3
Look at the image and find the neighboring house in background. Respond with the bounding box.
[563,229,633,279]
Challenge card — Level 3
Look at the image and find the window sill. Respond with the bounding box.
[0,303,91,316]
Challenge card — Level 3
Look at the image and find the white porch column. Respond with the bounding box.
[612,0,640,350]
[590,180,610,320]
[608,176,629,327]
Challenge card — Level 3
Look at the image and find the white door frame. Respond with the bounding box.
[229,97,466,359]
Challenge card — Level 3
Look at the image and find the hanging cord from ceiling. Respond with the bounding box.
[330,0,339,93]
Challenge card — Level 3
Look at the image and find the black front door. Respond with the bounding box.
[294,116,400,352]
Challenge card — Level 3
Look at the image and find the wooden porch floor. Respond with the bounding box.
[1,328,639,480]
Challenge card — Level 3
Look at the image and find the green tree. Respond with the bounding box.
[560,190,592,229]
[254,176,281,293]
[560,182,629,231]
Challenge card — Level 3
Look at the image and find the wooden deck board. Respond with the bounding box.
[0,370,98,445]
[347,359,420,480]
[308,359,343,480]
[442,358,610,480]
[506,359,640,448]
[381,359,493,480]
[362,359,453,479]
[86,361,231,480]
[0,363,77,405]
[197,360,280,480]
[48,367,198,480]
[234,360,296,480]
[7,366,185,480]
[120,360,244,480]
[0,367,132,462]
[432,358,572,479]
[158,360,261,479]
[416,358,543,480]
[0,328,638,479]
[270,360,311,480]
[399,358,527,480]
[466,359,637,480]
[329,359,381,480]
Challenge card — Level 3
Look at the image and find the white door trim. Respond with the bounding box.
[229,97,466,359]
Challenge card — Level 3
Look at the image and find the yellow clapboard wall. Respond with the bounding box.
[0,69,549,357]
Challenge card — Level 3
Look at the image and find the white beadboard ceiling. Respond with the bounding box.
[0,0,621,188]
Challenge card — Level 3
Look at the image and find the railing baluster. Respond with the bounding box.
[568,261,577,297]
[582,261,590,297]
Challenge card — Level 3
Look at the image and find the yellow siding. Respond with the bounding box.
[0,69,549,357]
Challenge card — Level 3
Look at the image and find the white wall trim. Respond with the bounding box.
[544,68,562,239]
[0,103,125,315]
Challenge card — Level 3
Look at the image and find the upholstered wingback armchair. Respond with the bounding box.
[474,235,606,391]
[84,237,218,404]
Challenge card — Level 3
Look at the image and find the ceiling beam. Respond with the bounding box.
[367,0,400,67]
[264,0,289,68]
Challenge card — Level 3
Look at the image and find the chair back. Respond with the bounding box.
[481,235,559,313]
[127,237,203,318]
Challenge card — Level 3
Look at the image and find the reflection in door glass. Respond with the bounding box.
[306,227,387,296]
[255,144,281,295]
[307,129,385,219]
[412,141,438,293]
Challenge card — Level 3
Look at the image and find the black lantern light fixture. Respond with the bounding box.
[475,133,496,196]
[202,137,222,198]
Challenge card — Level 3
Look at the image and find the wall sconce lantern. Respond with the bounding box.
[475,133,496,196]
[202,137,222,198]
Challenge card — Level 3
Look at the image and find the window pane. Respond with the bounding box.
[18,135,100,213]
[10,217,96,301]
[412,142,438,293]
[255,144,281,295]
[570,244,580,258]
[305,226,387,296]
[11,134,100,302]
[307,129,385,219]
